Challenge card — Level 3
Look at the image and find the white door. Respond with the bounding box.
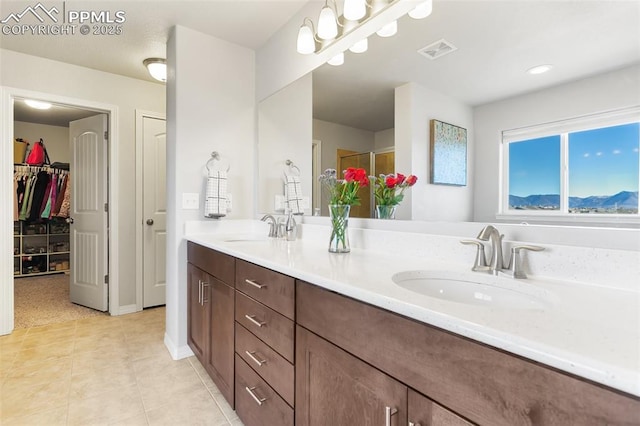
[142,117,167,307]
[69,114,109,311]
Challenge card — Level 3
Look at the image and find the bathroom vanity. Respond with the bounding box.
[186,222,640,426]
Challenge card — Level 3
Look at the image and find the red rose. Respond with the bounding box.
[396,173,406,185]
[385,175,397,188]
[344,167,369,186]
[406,175,418,186]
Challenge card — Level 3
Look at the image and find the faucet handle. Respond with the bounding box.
[505,245,545,279]
[460,240,489,272]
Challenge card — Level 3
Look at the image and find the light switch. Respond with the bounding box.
[182,193,199,210]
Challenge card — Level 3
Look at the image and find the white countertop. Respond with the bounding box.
[185,222,640,397]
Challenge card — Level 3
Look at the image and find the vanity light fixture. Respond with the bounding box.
[527,64,553,75]
[317,0,340,40]
[408,0,433,19]
[24,99,52,110]
[143,58,167,82]
[327,52,345,66]
[349,37,369,53]
[344,0,367,21]
[376,20,397,37]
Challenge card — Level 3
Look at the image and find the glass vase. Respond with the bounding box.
[376,205,397,219]
[328,204,351,253]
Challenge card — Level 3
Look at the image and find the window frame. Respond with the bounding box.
[499,106,640,224]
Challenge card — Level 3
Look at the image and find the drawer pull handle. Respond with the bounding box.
[245,386,266,406]
[198,279,202,305]
[201,282,209,304]
[245,314,266,328]
[245,279,266,289]
[385,406,398,426]
[245,350,266,367]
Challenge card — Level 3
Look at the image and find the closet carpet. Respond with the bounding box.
[14,274,105,329]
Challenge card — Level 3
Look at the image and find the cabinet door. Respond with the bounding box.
[187,263,209,361]
[408,389,474,426]
[206,276,235,406]
[296,326,407,426]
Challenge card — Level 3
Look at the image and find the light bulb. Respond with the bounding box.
[408,0,433,19]
[344,0,366,21]
[297,24,315,54]
[327,52,344,66]
[318,5,338,40]
[376,20,397,37]
[349,38,368,53]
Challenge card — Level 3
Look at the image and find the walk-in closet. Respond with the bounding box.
[12,100,104,328]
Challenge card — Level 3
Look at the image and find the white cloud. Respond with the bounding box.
[596,152,603,156]
[612,149,621,154]
[583,153,590,158]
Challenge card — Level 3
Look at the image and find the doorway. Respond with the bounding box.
[1,87,120,335]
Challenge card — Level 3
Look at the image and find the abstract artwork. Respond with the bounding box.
[430,119,467,186]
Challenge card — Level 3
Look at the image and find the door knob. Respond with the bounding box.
[66,217,74,224]
[146,219,154,226]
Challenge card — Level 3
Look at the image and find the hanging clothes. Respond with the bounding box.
[14,165,70,222]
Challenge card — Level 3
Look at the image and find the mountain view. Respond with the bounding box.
[509,191,639,213]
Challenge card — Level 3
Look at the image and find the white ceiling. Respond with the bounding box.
[3,1,639,131]
[313,0,640,131]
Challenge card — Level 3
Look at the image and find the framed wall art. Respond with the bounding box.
[429,119,467,186]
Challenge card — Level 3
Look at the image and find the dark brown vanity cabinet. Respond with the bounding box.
[234,259,296,426]
[296,280,640,426]
[187,242,235,406]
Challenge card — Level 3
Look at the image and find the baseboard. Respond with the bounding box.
[116,304,138,315]
[164,332,194,360]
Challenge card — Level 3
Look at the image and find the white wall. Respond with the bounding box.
[473,64,640,223]
[258,73,312,214]
[374,128,394,152]
[165,25,255,358]
[0,49,165,310]
[14,121,70,164]
[395,82,474,221]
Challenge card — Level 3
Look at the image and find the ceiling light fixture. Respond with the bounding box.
[24,99,52,110]
[408,0,433,19]
[143,58,167,82]
[527,64,553,75]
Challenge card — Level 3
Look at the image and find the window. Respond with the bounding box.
[502,107,640,219]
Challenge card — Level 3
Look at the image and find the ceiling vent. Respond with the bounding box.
[418,39,457,60]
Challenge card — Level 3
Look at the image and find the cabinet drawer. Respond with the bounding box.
[187,242,235,284]
[235,355,294,426]
[236,292,294,362]
[236,260,295,320]
[236,323,294,407]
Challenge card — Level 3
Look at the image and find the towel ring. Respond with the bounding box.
[285,159,300,176]
[205,151,230,174]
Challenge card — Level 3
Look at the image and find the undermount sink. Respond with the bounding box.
[220,234,268,243]
[392,270,555,310]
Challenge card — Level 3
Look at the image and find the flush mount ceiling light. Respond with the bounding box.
[24,99,52,110]
[527,64,553,75]
[143,58,167,82]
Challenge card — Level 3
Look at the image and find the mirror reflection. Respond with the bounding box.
[260,1,640,220]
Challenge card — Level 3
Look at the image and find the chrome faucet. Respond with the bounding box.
[260,214,277,238]
[476,225,504,275]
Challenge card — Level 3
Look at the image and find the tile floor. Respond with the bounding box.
[0,307,244,426]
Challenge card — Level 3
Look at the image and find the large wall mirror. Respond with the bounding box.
[258,0,640,219]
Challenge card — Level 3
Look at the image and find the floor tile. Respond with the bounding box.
[108,413,149,426]
[0,377,71,420]
[145,386,228,426]
[67,383,144,426]
[71,346,132,376]
[4,356,73,388]
[70,361,137,400]
[1,406,68,426]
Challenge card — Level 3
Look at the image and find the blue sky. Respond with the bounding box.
[509,123,639,198]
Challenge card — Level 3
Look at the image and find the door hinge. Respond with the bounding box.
[104,203,108,212]
[104,274,109,284]
[104,130,108,140]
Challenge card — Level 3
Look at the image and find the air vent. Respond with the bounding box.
[417,39,457,60]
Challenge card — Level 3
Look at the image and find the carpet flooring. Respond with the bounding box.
[13,274,106,329]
